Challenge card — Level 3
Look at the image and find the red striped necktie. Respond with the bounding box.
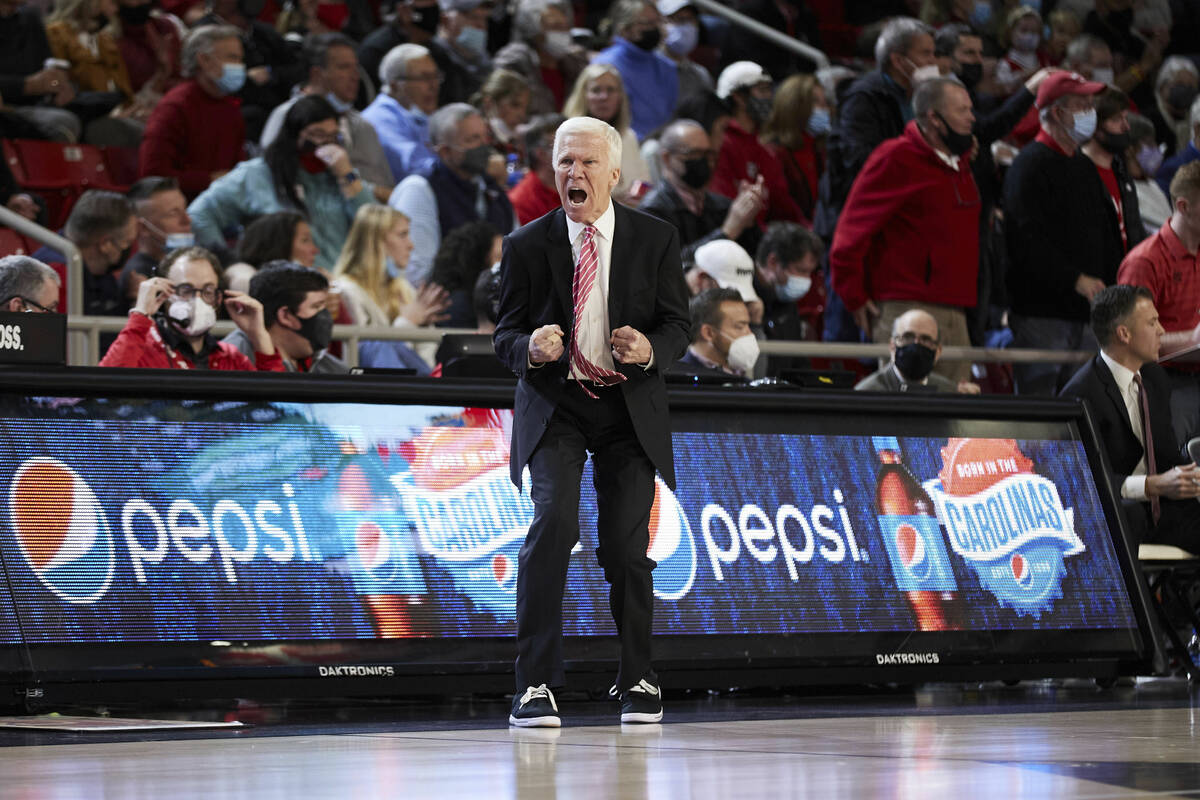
[569,225,626,399]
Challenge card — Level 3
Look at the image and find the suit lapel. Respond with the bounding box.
[544,209,574,327]
[608,203,629,328]
[1094,356,1138,441]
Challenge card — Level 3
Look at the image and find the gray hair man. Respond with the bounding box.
[363,43,442,181]
[0,256,61,314]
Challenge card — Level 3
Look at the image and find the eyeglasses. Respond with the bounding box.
[304,131,345,148]
[2,295,58,313]
[403,71,444,84]
[894,332,939,348]
[174,284,221,304]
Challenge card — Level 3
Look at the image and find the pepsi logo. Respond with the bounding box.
[1010,552,1032,588]
[647,477,696,601]
[9,457,114,604]
[895,523,931,581]
[355,521,390,572]
[491,553,516,591]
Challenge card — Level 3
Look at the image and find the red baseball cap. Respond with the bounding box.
[1035,71,1106,109]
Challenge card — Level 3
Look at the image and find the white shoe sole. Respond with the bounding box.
[509,714,562,728]
[620,710,663,724]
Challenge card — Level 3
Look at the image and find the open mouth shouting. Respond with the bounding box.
[567,187,588,207]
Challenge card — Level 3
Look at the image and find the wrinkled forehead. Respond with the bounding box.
[554,131,609,165]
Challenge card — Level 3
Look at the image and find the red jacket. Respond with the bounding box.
[830,121,980,312]
[138,80,245,198]
[507,170,561,226]
[711,120,809,226]
[99,312,285,371]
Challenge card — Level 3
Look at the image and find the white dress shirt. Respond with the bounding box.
[565,200,619,379]
[1100,349,1148,500]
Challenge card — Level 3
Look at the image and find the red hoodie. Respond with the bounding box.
[830,120,980,312]
[100,312,285,371]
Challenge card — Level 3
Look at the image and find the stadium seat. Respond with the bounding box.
[6,140,128,230]
[0,228,32,257]
[102,145,140,187]
[1139,543,1200,680]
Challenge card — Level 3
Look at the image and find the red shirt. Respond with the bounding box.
[1095,164,1126,250]
[99,312,285,371]
[138,80,245,198]
[711,119,809,226]
[507,170,561,226]
[1118,221,1200,333]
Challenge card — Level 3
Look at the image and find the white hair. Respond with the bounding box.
[552,116,622,170]
[874,17,933,69]
[379,43,430,90]
[1157,56,1200,95]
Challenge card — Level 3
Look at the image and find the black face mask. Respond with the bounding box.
[117,3,153,24]
[459,143,493,176]
[745,94,773,125]
[677,155,712,189]
[412,3,440,34]
[632,27,661,51]
[1096,129,1132,155]
[894,342,937,382]
[934,111,973,156]
[296,308,333,353]
[1167,84,1198,115]
[957,62,983,91]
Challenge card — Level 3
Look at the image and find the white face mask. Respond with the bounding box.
[542,30,573,58]
[1067,107,1098,143]
[1091,67,1115,86]
[167,296,216,337]
[724,332,760,376]
[777,274,812,301]
[910,64,942,85]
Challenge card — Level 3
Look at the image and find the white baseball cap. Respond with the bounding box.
[694,239,758,302]
[716,61,771,100]
[657,0,694,16]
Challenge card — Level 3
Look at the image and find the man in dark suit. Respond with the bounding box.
[493,116,690,728]
[1060,285,1200,549]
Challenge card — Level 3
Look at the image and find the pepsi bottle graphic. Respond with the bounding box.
[873,436,961,631]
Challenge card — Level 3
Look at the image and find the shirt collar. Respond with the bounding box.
[1100,348,1138,397]
[565,198,615,246]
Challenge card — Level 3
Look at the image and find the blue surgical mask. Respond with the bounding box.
[777,274,812,301]
[1069,107,1097,143]
[455,25,487,58]
[969,0,992,29]
[165,232,195,250]
[806,108,831,136]
[385,256,402,279]
[1136,143,1163,177]
[664,22,699,57]
[215,62,246,95]
[326,92,353,114]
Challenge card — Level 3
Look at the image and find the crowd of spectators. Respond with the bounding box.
[0,0,1197,404]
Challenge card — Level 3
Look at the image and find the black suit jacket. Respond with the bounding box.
[1060,355,1186,497]
[493,204,691,489]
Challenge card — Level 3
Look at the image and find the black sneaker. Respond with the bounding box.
[509,684,560,728]
[618,678,663,724]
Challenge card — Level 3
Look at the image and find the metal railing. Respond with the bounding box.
[690,0,831,70]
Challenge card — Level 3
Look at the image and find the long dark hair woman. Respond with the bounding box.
[188,95,376,269]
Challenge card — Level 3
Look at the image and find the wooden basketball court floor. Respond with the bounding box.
[1,679,1199,799]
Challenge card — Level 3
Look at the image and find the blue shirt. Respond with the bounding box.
[1155,141,1199,198]
[362,93,437,182]
[592,38,678,142]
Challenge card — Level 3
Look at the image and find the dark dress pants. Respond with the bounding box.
[515,380,657,693]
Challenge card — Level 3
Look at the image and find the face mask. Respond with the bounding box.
[117,3,152,25]
[745,94,773,125]
[957,62,983,91]
[777,274,811,301]
[1167,84,1199,115]
[806,107,831,136]
[664,22,698,57]
[935,110,974,156]
[1095,129,1131,155]
[1091,67,1114,86]
[1136,143,1163,176]
[1066,107,1097,143]
[166,296,216,338]
[632,27,661,51]
[215,62,246,95]
[911,64,941,85]
[969,1,992,29]
[894,342,936,382]
[296,307,333,352]
[385,255,402,278]
[455,25,487,57]
[1011,30,1039,53]
[326,92,353,114]
[107,239,132,271]
[298,141,327,173]
[723,331,759,376]
[459,143,493,176]
[676,155,712,189]
[412,3,440,34]
[542,30,572,58]
[165,232,195,250]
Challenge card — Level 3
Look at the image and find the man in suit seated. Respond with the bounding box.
[855,308,980,394]
[1060,285,1200,549]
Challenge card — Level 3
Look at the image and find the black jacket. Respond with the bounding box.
[640,180,761,267]
[820,70,907,218]
[493,204,690,489]
[1003,140,1143,321]
[0,8,53,106]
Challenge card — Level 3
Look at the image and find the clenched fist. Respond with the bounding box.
[529,324,564,363]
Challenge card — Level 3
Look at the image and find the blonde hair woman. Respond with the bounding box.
[562,63,650,203]
[333,204,450,328]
